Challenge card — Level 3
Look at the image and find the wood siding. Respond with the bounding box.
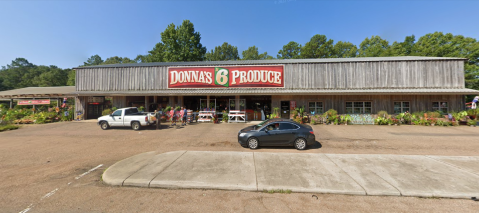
[76,60,465,91]
[272,95,464,114]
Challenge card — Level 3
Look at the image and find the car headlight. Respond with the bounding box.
[239,133,247,137]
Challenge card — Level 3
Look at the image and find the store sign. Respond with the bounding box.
[18,99,50,105]
[168,65,284,88]
[290,101,296,110]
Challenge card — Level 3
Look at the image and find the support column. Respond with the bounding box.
[145,96,149,111]
[235,95,240,110]
[178,96,184,107]
[206,95,210,109]
[57,98,59,107]
[10,99,13,109]
[32,98,35,112]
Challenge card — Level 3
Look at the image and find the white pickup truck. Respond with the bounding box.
[97,107,157,130]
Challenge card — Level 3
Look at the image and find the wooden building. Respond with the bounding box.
[73,56,479,120]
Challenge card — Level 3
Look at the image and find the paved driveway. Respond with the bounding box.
[104,151,479,199]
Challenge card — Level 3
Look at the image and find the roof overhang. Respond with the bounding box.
[71,88,479,96]
[0,86,77,98]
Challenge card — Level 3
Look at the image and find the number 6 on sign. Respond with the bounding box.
[215,67,229,87]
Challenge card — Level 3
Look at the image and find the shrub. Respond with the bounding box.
[293,116,302,123]
[467,120,477,126]
[377,110,389,118]
[323,109,338,123]
[102,108,113,116]
[375,117,389,125]
[0,124,19,132]
[222,111,229,122]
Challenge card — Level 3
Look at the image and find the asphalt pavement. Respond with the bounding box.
[103,151,479,199]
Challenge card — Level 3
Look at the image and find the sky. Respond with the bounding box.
[0,0,478,69]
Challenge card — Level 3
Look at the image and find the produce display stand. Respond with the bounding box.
[228,110,246,123]
[198,111,215,122]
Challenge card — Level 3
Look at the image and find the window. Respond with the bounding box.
[279,123,298,130]
[394,102,410,114]
[433,102,448,113]
[345,102,372,114]
[112,110,122,116]
[309,102,323,115]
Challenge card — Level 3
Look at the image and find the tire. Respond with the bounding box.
[294,138,307,150]
[131,121,141,131]
[100,121,109,130]
[248,137,259,150]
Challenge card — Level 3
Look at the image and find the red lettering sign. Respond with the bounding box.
[18,99,51,105]
[290,101,296,110]
[168,65,284,88]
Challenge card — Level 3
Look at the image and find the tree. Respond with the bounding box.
[332,41,358,58]
[277,41,302,59]
[67,69,75,86]
[389,35,415,56]
[412,32,479,91]
[242,46,272,60]
[301,34,334,58]
[358,36,391,57]
[102,56,137,65]
[205,42,240,61]
[159,20,206,62]
[83,54,103,66]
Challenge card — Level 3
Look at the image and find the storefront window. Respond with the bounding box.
[432,102,448,113]
[308,102,323,115]
[394,101,410,114]
[345,101,372,114]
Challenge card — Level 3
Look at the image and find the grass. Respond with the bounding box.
[263,189,292,194]
[0,124,19,132]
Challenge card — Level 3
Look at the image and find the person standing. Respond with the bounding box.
[182,106,188,126]
[171,107,177,126]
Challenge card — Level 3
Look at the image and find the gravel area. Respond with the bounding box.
[1,121,478,212]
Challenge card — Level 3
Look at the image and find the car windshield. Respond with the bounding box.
[256,119,271,128]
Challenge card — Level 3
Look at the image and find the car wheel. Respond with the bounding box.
[100,121,109,130]
[131,121,141,131]
[294,138,307,150]
[248,137,259,150]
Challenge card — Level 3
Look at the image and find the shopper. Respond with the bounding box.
[171,107,177,126]
[182,106,188,126]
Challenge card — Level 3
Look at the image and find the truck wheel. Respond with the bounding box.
[131,121,141,131]
[100,121,109,130]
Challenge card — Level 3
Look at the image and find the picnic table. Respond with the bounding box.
[228,110,246,123]
[198,111,215,122]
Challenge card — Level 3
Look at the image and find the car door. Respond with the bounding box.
[257,123,281,146]
[109,110,123,126]
[278,123,299,145]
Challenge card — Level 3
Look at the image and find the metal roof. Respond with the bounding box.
[0,86,76,98]
[71,88,479,96]
[74,56,468,69]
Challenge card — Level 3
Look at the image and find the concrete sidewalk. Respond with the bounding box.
[102,151,479,199]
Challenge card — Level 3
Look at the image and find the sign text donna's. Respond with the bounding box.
[168,65,284,88]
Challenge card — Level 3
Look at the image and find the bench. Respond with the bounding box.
[228,110,246,123]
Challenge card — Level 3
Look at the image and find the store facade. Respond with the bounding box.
[73,57,478,120]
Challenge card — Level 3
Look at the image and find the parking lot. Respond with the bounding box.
[1,121,479,212]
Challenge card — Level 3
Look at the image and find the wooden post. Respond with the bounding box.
[10,99,13,109]
[207,95,210,109]
[145,96,149,112]
[235,95,240,111]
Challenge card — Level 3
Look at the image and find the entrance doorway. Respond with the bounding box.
[280,101,290,119]
[244,96,272,120]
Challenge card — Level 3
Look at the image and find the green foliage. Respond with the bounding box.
[467,120,477,126]
[175,106,181,111]
[164,106,172,113]
[242,46,272,60]
[323,109,338,123]
[340,114,353,124]
[102,56,137,65]
[222,112,229,122]
[358,36,391,57]
[0,58,71,91]
[451,111,467,121]
[0,124,19,132]
[102,108,114,116]
[301,34,334,58]
[83,54,104,66]
[139,106,145,112]
[161,20,207,62]
[277,41,302,59]
[205,42,240,61]
[333,41,358,58]
[377,110,389,118]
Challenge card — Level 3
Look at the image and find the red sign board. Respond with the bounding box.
[18,99,51,105]
[168,65,284,88]
[290,101,296,110]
